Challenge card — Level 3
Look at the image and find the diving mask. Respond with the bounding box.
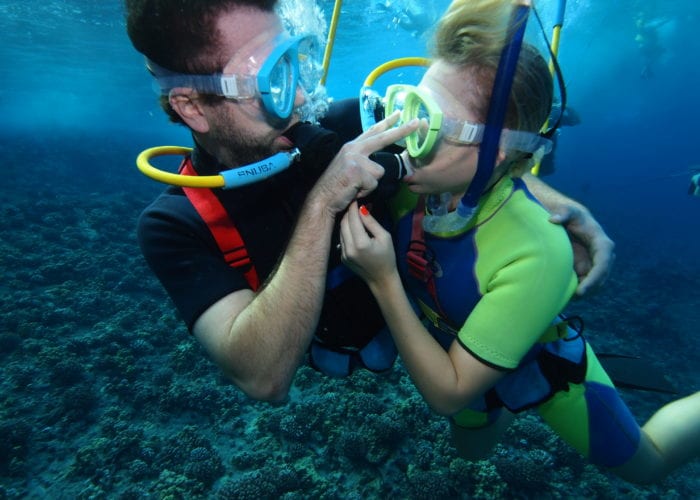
[147,34,318,120]
[384,84,553,159]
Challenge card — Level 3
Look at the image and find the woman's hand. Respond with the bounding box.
[339,202,398,287]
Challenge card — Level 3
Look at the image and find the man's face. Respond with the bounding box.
[198,8,303,167]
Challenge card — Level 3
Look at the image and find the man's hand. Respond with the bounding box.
[313,111,418,215]
[549,205,616,296]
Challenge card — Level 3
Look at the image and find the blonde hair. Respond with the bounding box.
[432,0,552,135]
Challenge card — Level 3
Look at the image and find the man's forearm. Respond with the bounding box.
[226,198,335,400]
[208,113,418,399]
[522,173,585,213]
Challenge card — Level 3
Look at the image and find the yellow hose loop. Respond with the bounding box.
[136,146,225,188]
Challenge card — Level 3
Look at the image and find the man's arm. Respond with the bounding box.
[522,173,615,295]
[192,193,336,402]
[193,115,419,401]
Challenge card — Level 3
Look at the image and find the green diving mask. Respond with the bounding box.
[384,83,553,160]
[147,34,317,120]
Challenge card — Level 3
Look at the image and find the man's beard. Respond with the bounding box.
[224,136,276,167]
[210,121,279,168]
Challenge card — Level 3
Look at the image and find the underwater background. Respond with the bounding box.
[1,0,698,498]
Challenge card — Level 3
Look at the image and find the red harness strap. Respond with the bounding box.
[406,196,449,320]
[179,158,260,290]
[406,196,431,281]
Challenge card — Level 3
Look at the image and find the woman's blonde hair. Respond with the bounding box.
[432,0,553,135]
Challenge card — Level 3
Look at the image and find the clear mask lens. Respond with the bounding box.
[391,91,407,114]
[385,89,407,146]
[414,100,432,152]
[260,35,322,120]
[297,37,320,91]
[385,84,442,158]
[268,53,294,112]
[257,35,312,119]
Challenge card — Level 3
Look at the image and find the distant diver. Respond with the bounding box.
[634,12,668,79]
[537,105,581,176]
[376,0,436,35]
[689,167,700,196]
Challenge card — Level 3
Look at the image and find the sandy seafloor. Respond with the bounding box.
[1,0,700,498]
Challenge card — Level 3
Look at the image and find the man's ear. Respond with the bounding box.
[169,88,210,133]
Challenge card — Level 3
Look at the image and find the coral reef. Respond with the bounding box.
[0,134,698,498]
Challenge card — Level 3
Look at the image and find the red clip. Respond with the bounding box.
[407,241,431,282]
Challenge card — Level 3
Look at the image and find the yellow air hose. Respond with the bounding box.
[531,1,566,176]
[136,146,225,188]
[320,0,343,86]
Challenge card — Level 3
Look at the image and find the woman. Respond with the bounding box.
[340,0,699,484]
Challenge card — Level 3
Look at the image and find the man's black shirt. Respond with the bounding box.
[137,99,386,349]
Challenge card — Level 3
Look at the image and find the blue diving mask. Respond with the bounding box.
[383,84,553,159]
[147,34,317,120]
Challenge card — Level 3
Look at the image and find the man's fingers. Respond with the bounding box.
[361,110,402,136]
[322,112,418,212]
[575,242,615,296]
[576,267,603,296]
[355,113,418,154]
[548,207,574,225]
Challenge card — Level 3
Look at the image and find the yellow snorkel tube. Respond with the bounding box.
[362,57,431,88]
[531,0,567,176]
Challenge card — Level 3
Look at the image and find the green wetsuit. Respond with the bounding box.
[391,176,641,467]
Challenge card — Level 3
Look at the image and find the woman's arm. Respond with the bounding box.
[339,203,502,415]
[367,267,503,415]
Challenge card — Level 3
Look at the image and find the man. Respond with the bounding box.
[126,0,615,402]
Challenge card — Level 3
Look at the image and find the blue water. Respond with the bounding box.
[0,1,698,498]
